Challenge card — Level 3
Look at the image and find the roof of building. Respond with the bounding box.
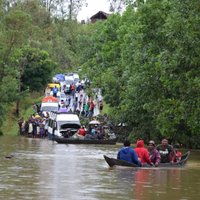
[90,11,110,21]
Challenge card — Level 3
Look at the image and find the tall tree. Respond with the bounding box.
[108,0,125,12]
[41,0,86,20]
[107,0,146,12]
[79,0,200,147]
[20,47,56,91]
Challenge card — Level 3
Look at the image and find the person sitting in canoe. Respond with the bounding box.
[71,126,87,140]
[172,144,182,162]
[84,125,97,140]
[134,140,154,166]
[156,138,175,163]
[77,126,86,137]
[147,140,161,167]
[117,140,141,166]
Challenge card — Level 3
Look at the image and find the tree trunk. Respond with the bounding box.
[15,99,20,117]
[69,0,72,20]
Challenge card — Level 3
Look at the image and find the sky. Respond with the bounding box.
[77,0,111,22]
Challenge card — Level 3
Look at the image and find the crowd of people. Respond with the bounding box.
[51,81,103,118]
[71,124,116,140]
[18,74,106,138]
[18,113,49,138]
[117,138,182,166]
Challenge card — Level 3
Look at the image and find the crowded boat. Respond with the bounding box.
[104,138,189,167]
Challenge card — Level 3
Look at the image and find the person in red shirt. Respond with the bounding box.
[88,101,95,117]
[78,126,86,136]
[173,144,182,162]
[134,140,153,166]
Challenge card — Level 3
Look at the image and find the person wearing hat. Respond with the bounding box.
[117,140,141,166]
[147,140,161,167]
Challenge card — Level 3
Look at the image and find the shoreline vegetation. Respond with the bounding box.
[1,95,200,150]
[1,90,109,136]
[1,92,42,136]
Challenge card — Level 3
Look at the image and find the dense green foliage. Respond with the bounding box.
[1,0,200,148]
[0,0,85,129]
[79,0,200,148]
[19,47,56,91]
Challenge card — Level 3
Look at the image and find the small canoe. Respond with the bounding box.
[54,137,117,145]
[104,151,190,168]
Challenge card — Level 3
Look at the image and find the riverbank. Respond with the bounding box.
[1,91,110,136]
[1,93,42,136]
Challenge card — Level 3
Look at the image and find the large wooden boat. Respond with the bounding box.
[104,151,190,168]
[54,137,117,145]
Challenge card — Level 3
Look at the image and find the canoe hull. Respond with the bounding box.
[54,138,117,145]
[104,151,190,168]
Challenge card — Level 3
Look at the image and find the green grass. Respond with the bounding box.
[101,101,110,115]
[1,104,19,136]
[1,92,42,136]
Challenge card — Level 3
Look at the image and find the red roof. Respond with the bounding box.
[42,96,58,103]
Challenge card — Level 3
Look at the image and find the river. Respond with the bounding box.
[0,136,199,200]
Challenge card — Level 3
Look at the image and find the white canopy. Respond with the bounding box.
[89,120,100,125]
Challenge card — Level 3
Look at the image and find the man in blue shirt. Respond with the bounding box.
[117,140,141,166]
[52,86,58,97]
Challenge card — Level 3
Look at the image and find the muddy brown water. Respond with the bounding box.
[0,136,199,200]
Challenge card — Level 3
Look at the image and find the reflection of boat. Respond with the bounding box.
[54,138,117,145]
[104,151,190,168]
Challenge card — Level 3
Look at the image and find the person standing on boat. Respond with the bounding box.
[117,140,141,166]
[156,138,175,163]
[147,140,161,167]
[134,140,153,166]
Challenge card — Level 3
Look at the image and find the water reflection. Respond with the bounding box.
[133,168,182,199]
[0,136,200,200]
